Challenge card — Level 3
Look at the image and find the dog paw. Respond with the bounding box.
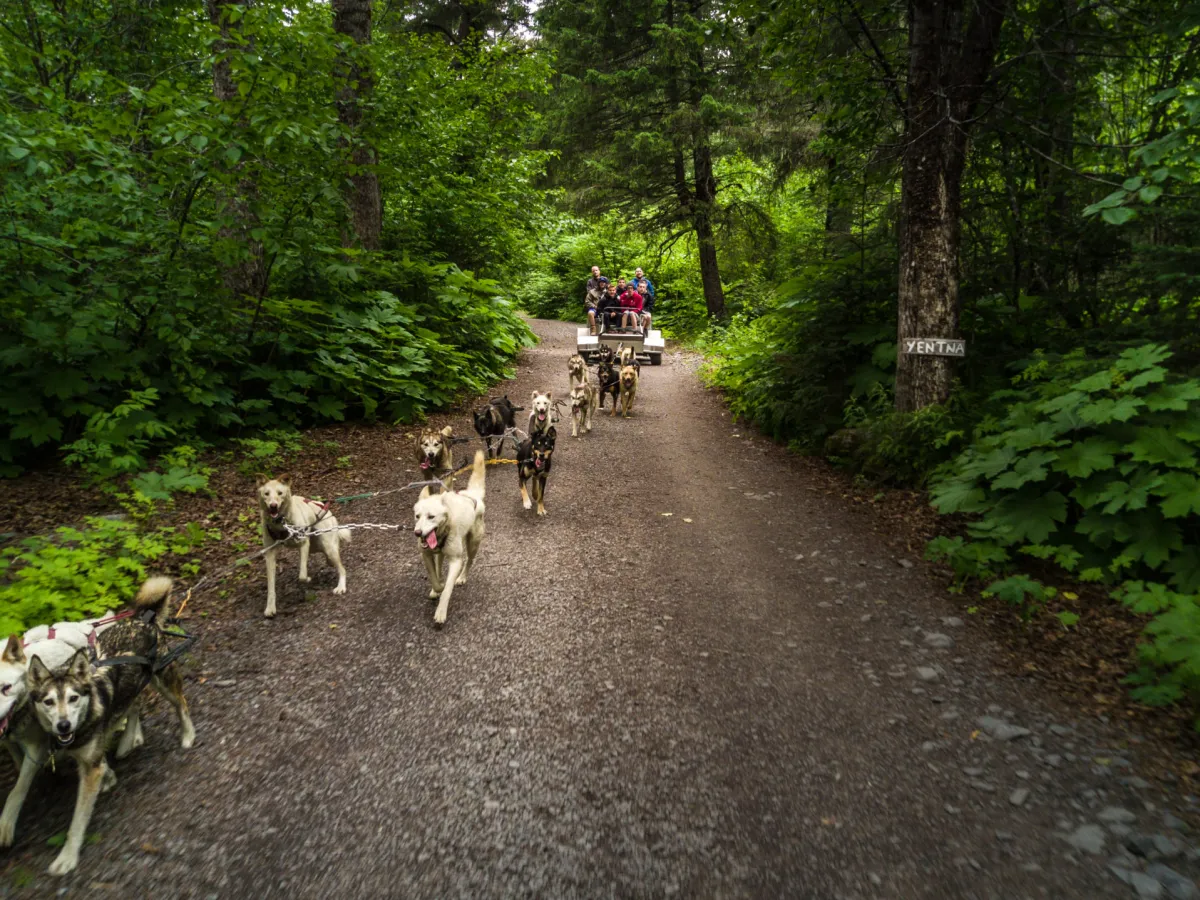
[298,575,311,583]
[537,508,547,517]
[522,500,532,510]
[428,588,439,600]
[263,608,276,619]
[0,818,15,847]
[433,609,447,627]
[48,851,79,877]
[455,575,468,586]
[332,585,346,595]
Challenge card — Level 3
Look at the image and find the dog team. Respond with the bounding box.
[0,316,651,877]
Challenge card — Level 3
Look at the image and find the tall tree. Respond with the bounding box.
[333,0,383,250]
[893,0,1008,411]
[206,0,268,303]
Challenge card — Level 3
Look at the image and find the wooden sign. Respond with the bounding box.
[902,338,966,357]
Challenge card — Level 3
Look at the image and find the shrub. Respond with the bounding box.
[928,343,1200,718]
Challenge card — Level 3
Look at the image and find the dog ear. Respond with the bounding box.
[68,648,90,681]
[440,426,453,438]
[531,391,538,400]
[2,634,24,664]
[546,426,557,441]
[28,654,52,688]
[256,475,267,487]
[279,475,291,487]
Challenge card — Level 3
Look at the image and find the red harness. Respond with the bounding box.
[26,609,135,649]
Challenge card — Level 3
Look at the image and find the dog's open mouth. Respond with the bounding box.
[0,711,10,739]
[420,459,432,470]
[420,531,438,550]
[267,505,280,517]
[537,412,547,422]
[55,731,75,747]
[534,458,544,469]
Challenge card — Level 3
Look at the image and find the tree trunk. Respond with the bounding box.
[333,0,382,250]
[692,143,726,319]
[206,0,268,305]
[894,0,1007,412]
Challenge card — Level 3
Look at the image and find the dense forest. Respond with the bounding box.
[3,0,1200,718]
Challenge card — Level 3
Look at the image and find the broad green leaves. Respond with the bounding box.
[930,342,1200,597]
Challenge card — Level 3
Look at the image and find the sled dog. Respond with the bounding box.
[258,476,350,617]
[415,425,455,487]
[569,381,597,437]
[517,427,557,516]
[528,391,554,436]
[412,451,487,627]
[473,396,521,459]
[20,578,194,876]
[567,354,587,391]
[617,365,639,418]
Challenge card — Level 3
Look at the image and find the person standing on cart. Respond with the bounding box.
[585,265,610,335]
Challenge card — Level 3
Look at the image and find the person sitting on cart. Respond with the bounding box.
[635,280,655,335]
[618,282,643,329]
[585,265,609,335]
[596,281,621,330]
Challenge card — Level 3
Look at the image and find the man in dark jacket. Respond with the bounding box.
[585,265,609,335]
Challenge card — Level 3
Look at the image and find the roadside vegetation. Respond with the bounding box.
[529,0,1200,726]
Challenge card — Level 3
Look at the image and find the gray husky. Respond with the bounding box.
[20,577,194,876]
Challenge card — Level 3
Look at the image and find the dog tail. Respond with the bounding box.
[465,450,486,502]
[133,575,174,626]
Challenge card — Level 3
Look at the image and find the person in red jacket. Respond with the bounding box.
[618,284,643,329]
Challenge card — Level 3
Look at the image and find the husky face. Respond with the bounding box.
[531,428,556,471]
[0,635,29,739]
[418,426,452,471]
[28,650,92,748]
[257,476,293,519]
[530,392,552,426]
[570,385,588,410]
[568,355,585,378]
[413,493,449,551]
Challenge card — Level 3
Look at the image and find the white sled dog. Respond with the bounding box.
[258,476,350,617]
[412,451,487,627]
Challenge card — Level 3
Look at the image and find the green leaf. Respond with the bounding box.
[1129,427,1196,469]
[1101,207,1136,225]
[1146,381,1200,412]
[1054,438,1120,478]
[1138,185,1163,204]
[1153,472,1200,518]
[990,491,1069,544]
[1079,395,1145,425]
[1121,513,1182,569]
[1115,344,1172,372]
[929,478,986,514]
[990,450,1056,491]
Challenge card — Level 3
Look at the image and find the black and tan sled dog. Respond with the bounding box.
[517,426,557,516]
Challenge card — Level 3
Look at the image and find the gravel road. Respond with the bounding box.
[3,319,1198,899]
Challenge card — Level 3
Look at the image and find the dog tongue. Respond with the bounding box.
[538,412,546,421]
[424,532,438,550]
[420,460,430,470]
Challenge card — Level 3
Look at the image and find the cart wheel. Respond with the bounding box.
[650,353,662,366]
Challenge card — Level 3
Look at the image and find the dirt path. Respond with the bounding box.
[3,319,1197,899]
